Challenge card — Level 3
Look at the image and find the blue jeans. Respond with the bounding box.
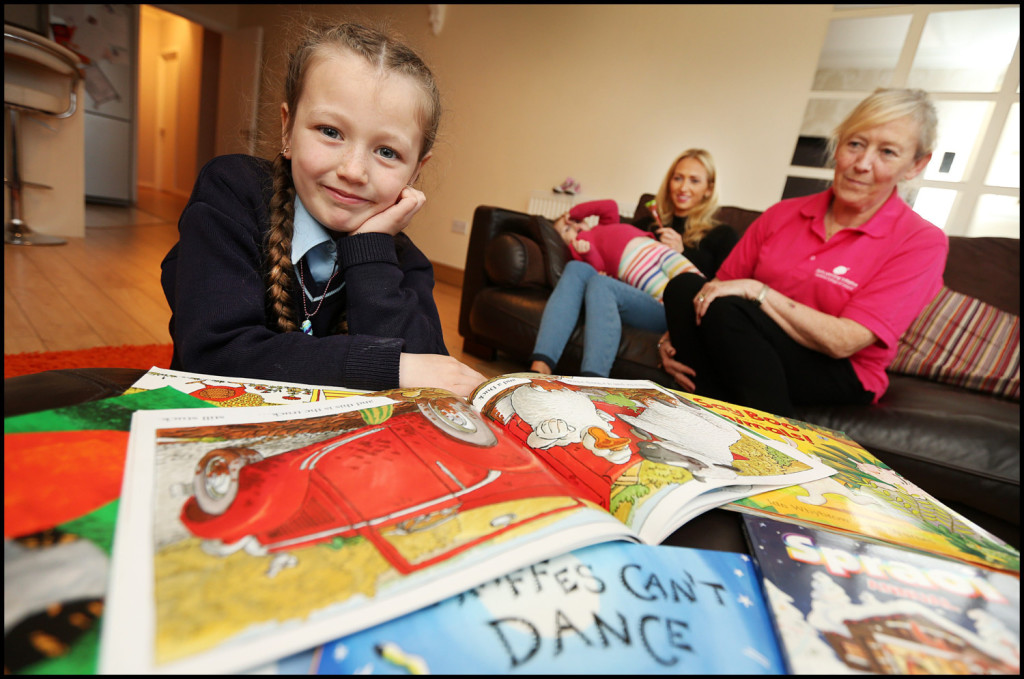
[531,260,668,376]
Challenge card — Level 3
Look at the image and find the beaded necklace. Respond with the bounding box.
[298,258,340,335]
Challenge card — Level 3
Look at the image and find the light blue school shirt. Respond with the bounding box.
[291,196,339,285]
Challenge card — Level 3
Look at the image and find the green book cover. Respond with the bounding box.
[5,387,213,675]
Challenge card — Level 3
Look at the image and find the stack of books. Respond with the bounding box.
[4,369,1018,674]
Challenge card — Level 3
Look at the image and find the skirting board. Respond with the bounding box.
[432,261,463,287]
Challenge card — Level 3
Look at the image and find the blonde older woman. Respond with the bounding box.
[658,88,947,416]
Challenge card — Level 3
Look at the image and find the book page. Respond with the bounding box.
[709,396,1021,573]
[4,388,215,675]
[100,387,635,673]
[471,375,834,544]
[126,366,366,405]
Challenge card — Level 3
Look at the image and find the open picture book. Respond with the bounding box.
[686,394,1021,574]
[100,373,834,673]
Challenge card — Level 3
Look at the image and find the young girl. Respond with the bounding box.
[530,149,737,378]
[161,21,485,396]
[554,200,702,301]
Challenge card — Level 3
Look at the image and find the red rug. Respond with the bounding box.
[4,343,174,379]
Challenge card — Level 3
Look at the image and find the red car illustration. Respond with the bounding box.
[180,397,585,573]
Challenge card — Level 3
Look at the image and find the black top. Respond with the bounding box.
[632,214,739,278]
[160,154,447,391]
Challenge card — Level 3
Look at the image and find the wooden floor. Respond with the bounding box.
[4,187,523,379]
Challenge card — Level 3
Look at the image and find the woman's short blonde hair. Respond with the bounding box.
[828,87,938,162]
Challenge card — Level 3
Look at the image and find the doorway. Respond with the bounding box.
[136,5,262,203]
[155,49,179,194]
[137,5,199,199]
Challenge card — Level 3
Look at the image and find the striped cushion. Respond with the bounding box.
[890,286,1020,400]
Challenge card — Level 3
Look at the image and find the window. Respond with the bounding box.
[787,5,1020,238]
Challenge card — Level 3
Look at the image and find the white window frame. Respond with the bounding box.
[790,4,1020,238]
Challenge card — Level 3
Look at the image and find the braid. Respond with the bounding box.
[265,153,300,332]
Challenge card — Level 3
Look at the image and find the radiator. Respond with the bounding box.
[527,190,578,219]
[527,191,631,223]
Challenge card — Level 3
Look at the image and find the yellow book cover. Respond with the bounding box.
[677,393,1020,574]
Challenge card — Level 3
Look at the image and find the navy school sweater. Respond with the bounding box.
[160,154,447,391]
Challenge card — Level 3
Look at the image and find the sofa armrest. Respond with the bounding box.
[484,232,546,287]
[459,206,540,355]
[526,214,571,287]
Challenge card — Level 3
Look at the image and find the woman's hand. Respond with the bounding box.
[399,353,487,398]
[695,279,877,358]
[693,278,761,324]
[657,332,697,392]
[656,227,684,253]
[354,186,427,236]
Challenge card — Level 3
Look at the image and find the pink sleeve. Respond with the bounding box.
[716,212,773,281]
[574,231,608,272]
[842,228,948,348]
[569,200,621,226]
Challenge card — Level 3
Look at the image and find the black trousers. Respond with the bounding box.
[662,273,873,417]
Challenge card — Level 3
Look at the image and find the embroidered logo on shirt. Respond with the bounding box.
[815,265,858,291]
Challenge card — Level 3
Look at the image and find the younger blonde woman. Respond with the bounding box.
[530,149,736,377]
[632,148,739,274]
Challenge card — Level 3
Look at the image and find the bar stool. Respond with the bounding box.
[4,24,83,245]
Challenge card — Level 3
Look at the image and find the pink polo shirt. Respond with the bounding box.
[716,188,948,401]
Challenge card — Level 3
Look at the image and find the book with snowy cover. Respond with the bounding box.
[743,515,1020,674]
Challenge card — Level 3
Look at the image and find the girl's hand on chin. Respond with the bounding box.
[354,186,427,236]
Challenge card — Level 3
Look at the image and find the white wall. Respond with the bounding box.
[235,4,833,271]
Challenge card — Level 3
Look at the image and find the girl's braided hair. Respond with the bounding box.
[265,21,441,332]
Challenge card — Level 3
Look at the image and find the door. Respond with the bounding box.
[155,50,179,193]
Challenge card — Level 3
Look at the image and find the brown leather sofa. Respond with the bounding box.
[458,195,1020,546]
